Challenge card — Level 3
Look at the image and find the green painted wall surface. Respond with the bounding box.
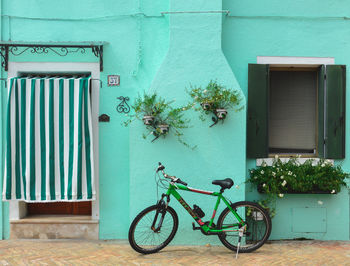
[129,0,246,245]
[222,0,350,240]
[0,0,349,242]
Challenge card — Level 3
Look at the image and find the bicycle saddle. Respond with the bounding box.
[212,178,234,190]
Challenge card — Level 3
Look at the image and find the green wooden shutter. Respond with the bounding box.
[325,65,346,159]
[317,65,325,158]
[247,64,269,158]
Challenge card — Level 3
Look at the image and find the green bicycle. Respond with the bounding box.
[128,162,272,255]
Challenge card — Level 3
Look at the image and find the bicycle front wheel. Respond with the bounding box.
[128,205,178,254]
[217,201,272,253]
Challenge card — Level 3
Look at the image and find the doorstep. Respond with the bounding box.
[10,215,99,240]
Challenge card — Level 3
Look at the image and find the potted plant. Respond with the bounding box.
[124,92,194,148]
[187,80,243,127]
[124,93,167,126]
[247,156,350,217]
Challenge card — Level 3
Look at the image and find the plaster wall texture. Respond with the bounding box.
[130,0,246,245]
[222,0,350,240]
[0,0,348,242]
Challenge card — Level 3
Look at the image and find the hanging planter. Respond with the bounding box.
[157,124,170,134]
[200,102,212,111]
[187,80,243,127]
[142,115,155,125]
[215,108,228,120]
[123,92,194,149]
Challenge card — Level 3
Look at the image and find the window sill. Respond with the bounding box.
[256,158,334,166]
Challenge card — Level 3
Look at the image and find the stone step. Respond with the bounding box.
[10,215,99,240]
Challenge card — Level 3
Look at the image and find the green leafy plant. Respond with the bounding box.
[247,156,350,217]
[187,80,243,124]
[124,92,194,149]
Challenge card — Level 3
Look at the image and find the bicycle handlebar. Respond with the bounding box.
[156,162,188,186]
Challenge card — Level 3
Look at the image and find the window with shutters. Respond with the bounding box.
[247,64,345,159]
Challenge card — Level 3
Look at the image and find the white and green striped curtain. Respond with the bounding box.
[3,76,95,202]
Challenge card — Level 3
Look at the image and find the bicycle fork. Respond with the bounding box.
[151,194,170,232]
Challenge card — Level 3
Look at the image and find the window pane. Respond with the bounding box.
[269,71,317,153]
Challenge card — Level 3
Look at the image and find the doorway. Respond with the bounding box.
[27,202,92,215]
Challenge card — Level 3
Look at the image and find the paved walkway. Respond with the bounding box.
[0,239,349,265]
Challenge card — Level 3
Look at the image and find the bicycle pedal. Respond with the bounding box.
[192,222,201,231]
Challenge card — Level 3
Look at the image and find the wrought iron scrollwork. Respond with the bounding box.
[0,43,103,71]
[9,46,86,57]
[0,46,7,69]
[116,96,130,113]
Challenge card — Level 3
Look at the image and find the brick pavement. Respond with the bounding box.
[0,239,349,265]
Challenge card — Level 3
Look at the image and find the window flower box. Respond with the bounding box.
[248,156,348,217]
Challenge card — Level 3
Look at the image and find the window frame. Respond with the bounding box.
[247,56,348,160]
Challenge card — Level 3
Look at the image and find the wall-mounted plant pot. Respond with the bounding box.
[142,115,155,125]
[201,102,212,111]
[215,108,228,119]
[157,124,169,134]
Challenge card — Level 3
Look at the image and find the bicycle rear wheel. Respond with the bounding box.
[217,201,272,253]
[128,205,178,254]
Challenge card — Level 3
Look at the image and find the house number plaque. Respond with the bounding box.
[108,75,120,86]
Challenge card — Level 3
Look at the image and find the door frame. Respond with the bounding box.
[7,61,100,220]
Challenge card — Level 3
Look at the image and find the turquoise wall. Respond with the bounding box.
[222,0,350,240]
[129,0,246,245]
[0,0,349,242]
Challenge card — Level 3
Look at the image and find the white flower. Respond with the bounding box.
[203,90,208,94]
[325,159,333,165]
[276,168,280,172]
[280,175,284,179]
[260,170,264,174]
[318,200,323,205]
[274,155,279,160]
[262,162,267,167]
[250,170,254,174]
[182,108,186,111]
[321,163,325,167]
[288,171,292,176]
[293,174,296,177]
[331,190,336,194]
[282,180,287,187]
[262,183,266,187]
[235,185,240,189]
[278,194,284,198]
[194,96,198,100]
[272,172,276,177]
[254,176,258,179]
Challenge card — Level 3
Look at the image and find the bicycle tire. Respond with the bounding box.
[217,201,272,253]
[128,204,179,254]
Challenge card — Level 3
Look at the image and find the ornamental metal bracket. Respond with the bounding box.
[0,42,104,72]
[116,96,130,114]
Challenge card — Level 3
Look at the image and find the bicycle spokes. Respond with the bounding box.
[219,204,270,251]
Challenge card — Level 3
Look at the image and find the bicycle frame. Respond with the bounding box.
[163,182,246,234]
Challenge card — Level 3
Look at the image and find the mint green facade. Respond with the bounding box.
[0,0,349,242]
